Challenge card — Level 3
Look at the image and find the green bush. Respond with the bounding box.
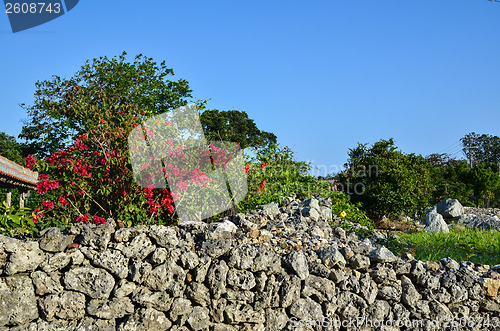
[237,144,316,212]
[0,201,35,235]
[337,138,434,219]
[429,159,474,205]
[468,164,500,208]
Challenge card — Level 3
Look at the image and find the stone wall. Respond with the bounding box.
[1,197,499,330]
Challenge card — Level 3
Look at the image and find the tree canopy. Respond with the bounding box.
[0,132,26,165]
[200,109,277,149]
[461,132,500,166]
[20,52,192,157]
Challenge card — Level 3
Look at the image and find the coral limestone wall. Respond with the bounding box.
[0,198,499,330]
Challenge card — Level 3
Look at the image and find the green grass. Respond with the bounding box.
[379,227,500,266]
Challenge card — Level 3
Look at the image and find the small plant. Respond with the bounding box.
[375,231,412,257]
[336,221,374,240]
[328,191,373,229]
[0,201,35,235]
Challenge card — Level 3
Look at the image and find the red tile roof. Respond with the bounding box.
[0,155,38,190]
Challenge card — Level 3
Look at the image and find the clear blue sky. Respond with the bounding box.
[1,0,499,176]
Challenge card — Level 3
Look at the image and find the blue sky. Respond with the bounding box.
[1,0,499,176]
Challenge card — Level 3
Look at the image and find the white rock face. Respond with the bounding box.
[424,210,449,233]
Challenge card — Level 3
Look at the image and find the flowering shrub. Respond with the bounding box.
[237,144,317,211]
[25,100,171,228]
[27,101,243,230]
[36,174,59,195]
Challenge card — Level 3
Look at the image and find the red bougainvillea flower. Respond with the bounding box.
[25,155,36,169]
[144,127,156,137]
[258,180,266,193]
[30,208,43,223]
[58,196,69,206]
[92,215,106,225]
[244,164,251,173]
[41,200,55,211]
[261,162,268,169]
[37,174,59,195]
[76,214,90,223]
[177,181,188,192]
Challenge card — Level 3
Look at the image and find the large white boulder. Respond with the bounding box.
[424,210,449,233]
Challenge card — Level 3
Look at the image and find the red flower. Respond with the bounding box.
[41,200,54,211]
[92,215,106,225]
[244,164,251,173]
[258,180,266,193]
[76,214,90,223]
[58,196,69,206]
[25,155,36,169]
[177,181,188,192]
[261,162,268,169]
[30,208,43,223]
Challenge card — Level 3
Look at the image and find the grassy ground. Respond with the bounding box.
[377,226,500,266]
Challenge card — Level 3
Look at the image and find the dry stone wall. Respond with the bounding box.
[0,197,500,330]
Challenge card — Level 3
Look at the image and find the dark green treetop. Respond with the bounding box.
[200,109,277,149]
[19,52,192,157]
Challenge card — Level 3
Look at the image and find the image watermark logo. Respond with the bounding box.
[4,0,79,33]
[289,316,441,329]
[128,104,248,224]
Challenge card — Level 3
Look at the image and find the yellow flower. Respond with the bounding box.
[340,211,346,218]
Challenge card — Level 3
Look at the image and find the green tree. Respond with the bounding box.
[337,138,434,219]
[0,132,26,165]
[426,153,462,168]
[200,109,277,149]
[20,52,192,157]
[461,132,500,166]
[468,163,500,207]
[427,157,474,206]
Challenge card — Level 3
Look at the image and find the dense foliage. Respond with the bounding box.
[0,132,26,165]
[19,52,193,158]
[461,132,500,165]
[337,138,435,219]
[200,110,277,149]
[428,153,500,208]
[428,156,475,206]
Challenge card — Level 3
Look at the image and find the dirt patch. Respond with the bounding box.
[374,217,423,233]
